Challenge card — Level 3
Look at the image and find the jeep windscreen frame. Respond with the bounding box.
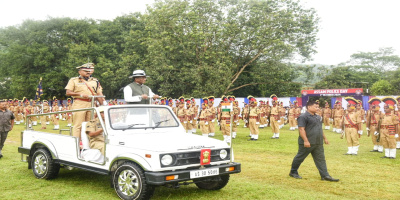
[108,107,179,130]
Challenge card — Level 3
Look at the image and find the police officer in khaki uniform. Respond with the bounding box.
[219,96,232,143]
[185,99,193,133]
[51,97,60,130]
[288,103,296,131]
[247,96,260,141]
[322,102,332,130]
[270,94,280,139]
[198,100,210,137]
[40,100,50,129]
[334,101,344,133]
[376,97,399,159]
[366,98,382,152]
[207,96,217,137]
[231,97,239,139]
[341,97,361,155]
[66,99,73,127]
[85,107,105,155]
[176,97,187,129]
[65,63,106,139]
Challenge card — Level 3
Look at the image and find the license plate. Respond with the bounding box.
[190,168,219,178]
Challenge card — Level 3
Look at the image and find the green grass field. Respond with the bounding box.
[0,120,399,200]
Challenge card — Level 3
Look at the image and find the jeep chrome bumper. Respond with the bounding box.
[145,162,241,185]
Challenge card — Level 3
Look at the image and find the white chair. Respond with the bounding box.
[80,122,104,163]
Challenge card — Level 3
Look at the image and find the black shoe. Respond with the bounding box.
[343,153,352,155]
[321,176,339,182]
[248,138,254,141]
[275,137,279,139]
[370,150,378,152]
[380,156,388,159]
[389,157,396,159]
[0,154,3,159]
[246,135,251,137]
[289,173,302,179]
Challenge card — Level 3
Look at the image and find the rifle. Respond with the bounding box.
[340,116,345,139]
[376,115,382,142]
[367,110,372,137]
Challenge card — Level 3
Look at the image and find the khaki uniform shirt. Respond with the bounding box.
[65,77,103,99]
[85,118,105,153]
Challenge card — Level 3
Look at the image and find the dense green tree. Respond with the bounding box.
[370,80,395,96]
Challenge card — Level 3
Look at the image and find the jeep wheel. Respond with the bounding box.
[195,175,230,190]
[31,148,60,179]
[113,162,155,200]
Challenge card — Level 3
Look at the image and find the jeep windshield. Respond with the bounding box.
[109,107,179,130]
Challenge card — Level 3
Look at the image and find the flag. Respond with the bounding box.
[34,77,43,101]
[221,102,232,112]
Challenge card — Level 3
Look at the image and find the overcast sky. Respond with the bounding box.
[1,0,399,66]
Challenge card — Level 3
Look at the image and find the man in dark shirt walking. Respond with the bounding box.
[289,100,339,182]
[0,100,15,158]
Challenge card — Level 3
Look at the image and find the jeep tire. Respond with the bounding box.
[113,162,155,200]
[31,148,60,180]
[195,174,230,190]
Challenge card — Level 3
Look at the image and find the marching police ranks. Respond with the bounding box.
[367,97,382,152]
[199,99,211,137]
[232,99,239,139]
[342,97,361,155]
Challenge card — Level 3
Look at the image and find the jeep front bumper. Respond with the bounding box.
[145,162,241,185]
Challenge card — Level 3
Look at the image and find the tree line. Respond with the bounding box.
[0,0,399,101]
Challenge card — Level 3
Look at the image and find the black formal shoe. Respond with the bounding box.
[343,153,352,155]
[248,138,254,141]
[275,137,279,139]
[370,150,379,152]
[389,157,395,159]
[0,154,3,159]
[380,156,388,159]
[321,176,339,182]
[289,173,302,179]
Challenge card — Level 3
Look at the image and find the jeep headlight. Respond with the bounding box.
[161,154,174,166]
[220,149,228,159]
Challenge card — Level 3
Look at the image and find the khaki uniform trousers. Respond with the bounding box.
[52,115,59,125]
[323,117,330,127]
[208,119,216,133]
[270,117,279,133]
[289,116,296,127]
[345,127,359,147]
[249,118,258,135]
[185,120,193,131]
[191,119,197,130]
[67,113,73,124]
[380,129,396,149]
[221,120,231,136]
[232,120,237,132]
[90,140,105,155]
[260,117,267,125]
[72,101,92,138]
[199,121,209,134]
[370,124,379,146]
[334,117,341,129]
[40,116,47,128]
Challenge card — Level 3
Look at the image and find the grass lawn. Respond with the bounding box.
[1,120,399,200]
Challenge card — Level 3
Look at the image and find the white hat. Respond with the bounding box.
[129,69,149,78]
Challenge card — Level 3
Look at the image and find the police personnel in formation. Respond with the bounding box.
[377,97,399,159]
[341,97,362,155]
[65,63,106,139]
[366,98,382,152]
[190,97,198,134]
[333,101,344,133]
[185,99,193,133]
[198,101,210,137]
[219,96,232,143]
[231,97,239,139]
[395,97,400,149]
[124,70,159,104]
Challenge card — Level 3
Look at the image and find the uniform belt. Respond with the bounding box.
[345,124,356,128]
[249,116,258,119]
[75,98,91,102]
[370,123,377,126]
[178,116,185,119]
[199,118,207,121]
[381,125,394,129]
[334,116,341,118]
[221,117,230,120]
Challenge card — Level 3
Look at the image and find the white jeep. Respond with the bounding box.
[19,104,241,200]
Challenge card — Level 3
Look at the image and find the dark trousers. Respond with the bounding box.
[0,131,9,151]
[290,144,329,177]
